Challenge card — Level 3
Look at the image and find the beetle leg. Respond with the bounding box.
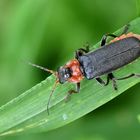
[96,77,105,85]
[65,83,80,102]
[82,42,90,52]
[97,73,118,90]
[96,74,117,90]
[96,74,111,86]
[104,75,110,86]
[101,34,117,46]
[115,73,140,80]
[75,45,90,58]
[108,73,118,90]
[78,47,89,53]
[101,24,130,46]
[121,24,130,35]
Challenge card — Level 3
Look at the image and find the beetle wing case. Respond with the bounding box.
[78,37,140,79]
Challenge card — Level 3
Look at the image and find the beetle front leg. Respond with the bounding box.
[75,44,90,59]
[65,83,80,102]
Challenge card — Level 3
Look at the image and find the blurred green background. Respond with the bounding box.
[0,0,140,140]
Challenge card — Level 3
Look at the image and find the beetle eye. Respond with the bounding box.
[57,67,72,84]
[64,73,70,78]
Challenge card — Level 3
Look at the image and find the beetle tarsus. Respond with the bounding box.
[65,90,77,102]
[83,42,90,52]
[65,83,80,102]
[115,73,140,80]
[75,45,90,58]
[121,24,130,35]
[112,79,118,90]
[107,73,118,90]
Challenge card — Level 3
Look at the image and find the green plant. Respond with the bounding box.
[0,17,140,136]
[136,0,140,16]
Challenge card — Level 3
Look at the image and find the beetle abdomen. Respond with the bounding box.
[78,36,140,79]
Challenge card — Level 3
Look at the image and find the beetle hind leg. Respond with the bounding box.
[96,73,118,90]
[115,73,140,80]
[108,73,118,90]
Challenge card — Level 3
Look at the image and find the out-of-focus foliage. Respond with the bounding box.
[0,0,139,140]
[0,18,140,137]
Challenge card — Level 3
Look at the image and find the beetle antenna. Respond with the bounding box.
[28,61,57,76]
[25,61,59,114]
[47,80,59,115]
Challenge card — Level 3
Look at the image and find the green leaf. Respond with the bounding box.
[137,115,140,123]
[1,17,140,136]
[136,0,140,16]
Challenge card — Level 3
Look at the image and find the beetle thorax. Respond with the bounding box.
[66,59,84,83]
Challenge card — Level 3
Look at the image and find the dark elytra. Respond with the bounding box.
[78,37,140,79]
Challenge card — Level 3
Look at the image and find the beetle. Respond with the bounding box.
[29,25,140,114]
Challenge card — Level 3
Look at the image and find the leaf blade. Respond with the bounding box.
[1,17,140,136]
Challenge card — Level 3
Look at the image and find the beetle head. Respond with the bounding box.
[27,60,82,115]
[57,66,72,84]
